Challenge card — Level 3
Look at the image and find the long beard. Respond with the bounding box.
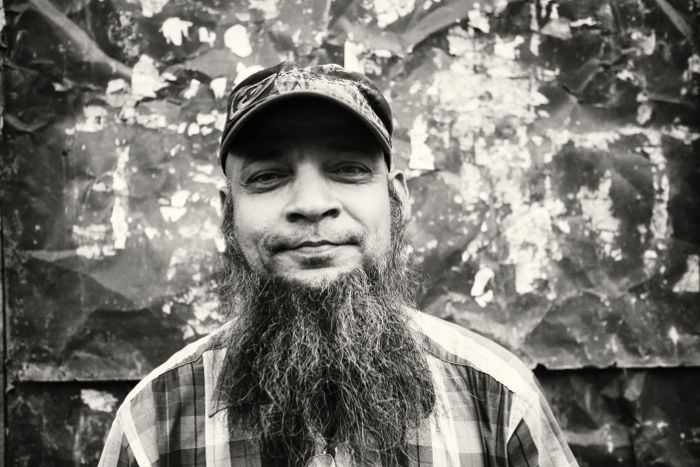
[216,188,435,465]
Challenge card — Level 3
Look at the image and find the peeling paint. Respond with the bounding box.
[457,163,483,205]
[570,17,597,28]
[637,103,653,125]
[167,247,189,280]
[224,25,252,57]
[144,227,159,239]
[76,245,112,259]
[80,389,118,413]
[474,139,531,209]
[468,7,490,33]
[110,198,129,250]
[138,0,169,17]
[643,249,658,276]
[131,55,168,98]
[645,137,670,243]
[428,55,547,148]
[73,224,108,243]
[210,77,228,99]
[196,112,217,126]
[343,40,364,73]
[408,115,435,170]
[161,17,193,46]
[215,236,226,253]
[688,54,700,75]
[447,26,470,56]
[182,79,201,99]
[106,79,128,94]
[577,172,620,257]
[502,203,561,294]
[636,30,656,56]
[170,190,190,208]
[75,106,109,133]
[668,326,680,346]
[373,0,415,28]
[198,27,216,47]
[160,206,187,222]
[548,127,641,152]
[214,111,226,131]
[493,36,524,60]
[538,3,572,40]
[187,123,200,136]
[234,62,263,85]
[249,0,280,20]
[528,34,541,56]
[471,267,495,307]
[113,146,130,193]
[192,173,220,185]
[673,255,700,293]
[135,110,168,130]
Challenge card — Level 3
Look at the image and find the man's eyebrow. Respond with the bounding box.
[324,138,381,156]
[235,146,286,165]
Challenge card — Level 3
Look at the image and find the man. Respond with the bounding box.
[99,62,578,466]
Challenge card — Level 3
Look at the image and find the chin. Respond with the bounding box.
[279,266,354,289]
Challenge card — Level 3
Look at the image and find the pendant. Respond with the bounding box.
[305,453,336,466]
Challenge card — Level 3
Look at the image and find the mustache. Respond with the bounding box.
[263,231,364,253]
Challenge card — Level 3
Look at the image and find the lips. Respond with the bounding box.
[287,240,356,255]
[292,240,342,249]
[266,234,361,254]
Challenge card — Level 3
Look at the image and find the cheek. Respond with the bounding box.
[362,193,393,254]
[232,201,270,263]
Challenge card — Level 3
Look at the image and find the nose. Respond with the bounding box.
[283,165,341,223]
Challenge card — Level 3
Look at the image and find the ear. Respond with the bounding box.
[388,169,410,221]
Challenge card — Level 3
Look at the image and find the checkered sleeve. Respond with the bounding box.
[98,415,138,467]
[506,388,579,467]
[507,418,538,467]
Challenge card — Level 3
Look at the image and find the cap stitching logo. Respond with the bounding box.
[229,73,278,120]
[226,69,390,145]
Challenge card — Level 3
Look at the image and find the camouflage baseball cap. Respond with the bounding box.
[218,62,393,174]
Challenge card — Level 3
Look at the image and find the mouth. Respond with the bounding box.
[287,240,355,254]
[267,236,362,270]
[267,235,361,255]
[292,240,342,249]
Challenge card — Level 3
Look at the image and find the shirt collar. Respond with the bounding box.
[206,322,235,418]
[208,353,231,418]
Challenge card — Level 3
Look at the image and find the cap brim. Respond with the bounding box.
[218,91,392,173]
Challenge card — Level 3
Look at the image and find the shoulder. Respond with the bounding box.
[412,310,540,404]
[413,311,579,465]
[115,322,231,413]
[103,323,234,464]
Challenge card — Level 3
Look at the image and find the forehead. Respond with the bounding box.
[227,97,383,159]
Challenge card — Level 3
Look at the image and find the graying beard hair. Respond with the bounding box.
[217,184,417,309]
[216,185,435,465]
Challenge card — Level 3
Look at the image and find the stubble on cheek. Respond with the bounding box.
[224,183,394,283]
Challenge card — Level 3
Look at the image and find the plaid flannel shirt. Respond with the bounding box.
[99,311,578,466]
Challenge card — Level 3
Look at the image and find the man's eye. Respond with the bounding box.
[246,171,287,188]
[333,165,371,177]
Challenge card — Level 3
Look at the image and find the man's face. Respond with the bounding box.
[218,97,435,463]
[224,98,407,287]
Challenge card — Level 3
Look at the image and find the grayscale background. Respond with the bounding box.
[0,0,699,465]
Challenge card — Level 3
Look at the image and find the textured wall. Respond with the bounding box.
[1,0,699,465]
